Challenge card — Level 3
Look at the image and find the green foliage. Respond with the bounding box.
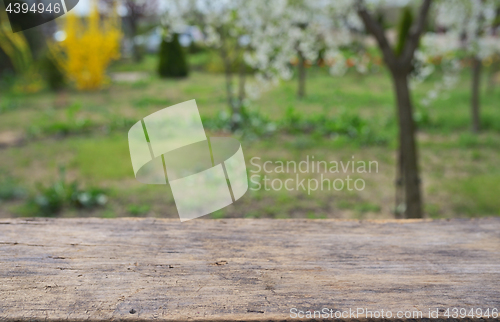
[395,6,414,57]
[106,116,138,133]
[35,119,94,137]
[354,202,381,213]
[481,112,500,132]
[26,102,137,138]
[127,204,150,216]
[211,209,226,219]
[27,102,93,138]
[413,106,431,129]
[40,51,66,91]
[158,33,189,78]
[187,41,207,54]
[26,166,108,217]
[202,107,277,138]
[202,106,389,145]
[281,107,389,145]
[0,173,25,201]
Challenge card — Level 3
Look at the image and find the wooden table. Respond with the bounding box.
[0,218,499,321]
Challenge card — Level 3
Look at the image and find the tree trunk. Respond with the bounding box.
[129,17,142,63]
[297,51,306,99]
[218,27,240,132]
[223,60,235,115]
[221,51,240,131]
[395,148,404,219]
[229,59,247,131]
[392,72,423,219]
[238,59,246,104]
[471,56,482,133]
[132,43,142,63]
[356,0,430,219]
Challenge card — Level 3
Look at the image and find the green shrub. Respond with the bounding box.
[27,166,108,217]
[40,52,66,91]
[158,33,189,78]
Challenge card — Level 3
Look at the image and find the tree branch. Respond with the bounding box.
[356,0,396,69]
[400,0,432,66]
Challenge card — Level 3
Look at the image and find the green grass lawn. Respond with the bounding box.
[1,54,500,219]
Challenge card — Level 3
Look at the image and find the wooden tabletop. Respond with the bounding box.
[0,218,499,321]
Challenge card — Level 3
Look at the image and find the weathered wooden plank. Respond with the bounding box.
[0,218,499,321]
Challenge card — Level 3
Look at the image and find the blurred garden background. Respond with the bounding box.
[1,0,500,220]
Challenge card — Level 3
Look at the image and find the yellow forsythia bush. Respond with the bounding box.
[50,3,121,90]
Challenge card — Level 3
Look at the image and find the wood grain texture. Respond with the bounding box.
[0,218,499,321]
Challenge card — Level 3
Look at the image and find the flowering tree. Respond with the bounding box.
[244,1,355,98]
[163,0,290,130]
[246,0,432,218]
[413,32,462,107]
[163,0,244,129]
[199,0,249,130]
[276,1,327,98]
[355,0,433,218]
[434,0,500,132]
